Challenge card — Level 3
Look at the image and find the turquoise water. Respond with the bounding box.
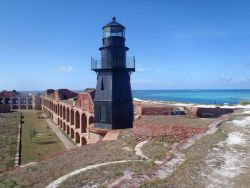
[132,90,250,105]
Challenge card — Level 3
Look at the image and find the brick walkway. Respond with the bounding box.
[43,114,76,150]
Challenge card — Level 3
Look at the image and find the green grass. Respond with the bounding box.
[0,179,17,188]
[0,112,20,172]
[21,110,65,164]
[141,136,179,161]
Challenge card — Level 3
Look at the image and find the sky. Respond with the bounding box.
[0,0,250,91]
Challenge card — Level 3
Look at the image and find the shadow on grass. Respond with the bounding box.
[35,141,57,145]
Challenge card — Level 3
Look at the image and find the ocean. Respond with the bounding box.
[132,90,250,105]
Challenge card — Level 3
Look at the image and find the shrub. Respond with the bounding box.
[240,100,250,106]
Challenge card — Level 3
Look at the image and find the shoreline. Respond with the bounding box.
[133,98,250,109]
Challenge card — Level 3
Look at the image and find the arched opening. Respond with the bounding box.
[76,132,80,144]
[20,105,26,109]
[57,104,59,115]
[28,98,32,104]
[57,118,59,125]
[71,128,74,139]
[81,113,87,133]
[60,105,62,117]
[28,105,32,109]
[12,105,18,110]
[67,108,70,122]
[60,120,62,128]
[89,116,94,125]
[81,137,87,145]
[63,123,66,131]
[63,106,66,119]
[20,98,26,105]
[4,98,11,104]
[12,98,18,104]
[67,125,70,135]
[0,98,3,104]
[71,109,74,125]
[75,111,80,129]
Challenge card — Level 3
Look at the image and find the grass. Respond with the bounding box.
[0,129,149,187]
[0,179,17,188]
[140,124,228,188]
[141,136,180,161]
[0,115,225,187]
[0,112,20,172]
[20,110,65,164]
[60,161,154,188]
[140,113,250,188]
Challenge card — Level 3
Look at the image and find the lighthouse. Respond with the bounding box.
[91,17,135,129]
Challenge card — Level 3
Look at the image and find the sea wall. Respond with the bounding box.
[190,107,233,118]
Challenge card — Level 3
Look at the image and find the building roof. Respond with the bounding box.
[102,17,125,29]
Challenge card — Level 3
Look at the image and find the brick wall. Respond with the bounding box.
[190,107,233,118]
[75,93,94,113]
[134,101,173,116]
[0,104,11,113]
[133,121,206,142]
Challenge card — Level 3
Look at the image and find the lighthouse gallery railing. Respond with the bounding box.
[91,56,135,71]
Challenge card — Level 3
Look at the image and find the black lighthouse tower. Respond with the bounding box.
[91,17,135,129]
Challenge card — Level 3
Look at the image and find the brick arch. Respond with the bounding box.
[20,98,26,104]
[76,132,80,144]
[81,113,87,133]
[4,98,11,104]
[60,105,62,117]
[89,116,94,125]
[63,106,66,119]
[12,98,18,104]
[67,107,70,122]
[67,125,70,135]
[71,128,74,139]
[71,109,74,125]
[81,137,87,145]
[63,122,66,131]
[75,111,80,129]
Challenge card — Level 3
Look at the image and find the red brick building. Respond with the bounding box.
[0,90,41,112]
[41,88,101,146]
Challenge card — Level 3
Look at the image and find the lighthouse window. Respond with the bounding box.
[103,27,124,38]
[101,77,104,90]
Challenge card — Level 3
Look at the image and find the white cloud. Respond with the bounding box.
[52,66,73,73]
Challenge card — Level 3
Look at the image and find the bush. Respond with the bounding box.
[0,180,17,188]
[240,100,250,106]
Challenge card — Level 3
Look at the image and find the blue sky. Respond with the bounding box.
[0,0,250,91]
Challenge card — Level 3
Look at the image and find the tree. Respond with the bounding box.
[29,128,37,142]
